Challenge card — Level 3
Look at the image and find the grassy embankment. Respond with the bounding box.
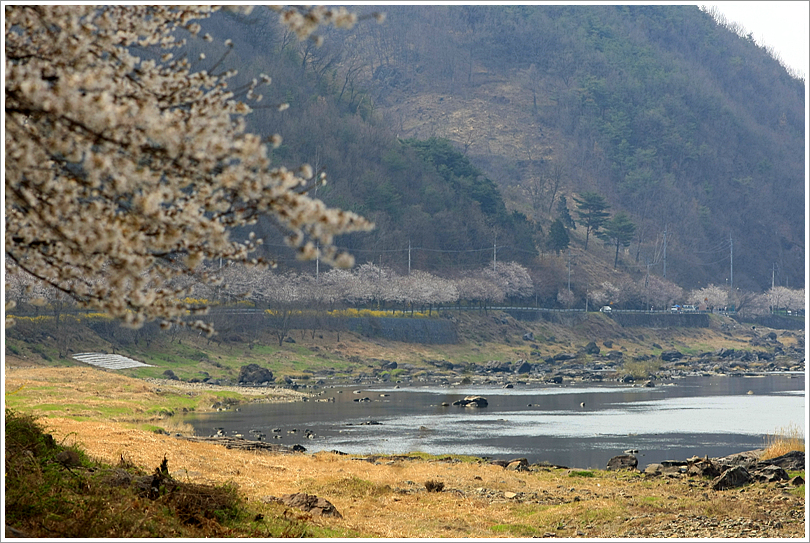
[4,399,806,538]
[5,308,800,389]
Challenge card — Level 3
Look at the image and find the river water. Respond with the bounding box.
[183,374,806,470]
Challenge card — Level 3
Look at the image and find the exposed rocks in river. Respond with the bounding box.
[452,396,488,408]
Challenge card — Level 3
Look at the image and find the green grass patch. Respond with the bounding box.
[678,343,711,355]
[580,502,627,523]
[146,407,177,417]
[300,475,393,499]
[27,403,87,413]
[400,451,483,464]
[638,496,662,506]
[568,470,596,477]
[490,523,540,536]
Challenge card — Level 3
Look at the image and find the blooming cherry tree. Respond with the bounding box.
[4,5,374,332]
[482,262,534,301]
[456,274,504,311]
[687,284,728,311]
[402,270,458,314]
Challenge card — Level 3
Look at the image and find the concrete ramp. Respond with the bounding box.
[72,352,153,370]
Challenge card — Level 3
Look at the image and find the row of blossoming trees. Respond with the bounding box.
[7,258,804,321]
[186,261,534,315]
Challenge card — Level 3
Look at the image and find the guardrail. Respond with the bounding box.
[6,305,736,318]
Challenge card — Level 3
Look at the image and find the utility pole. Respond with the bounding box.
[567,248,572,296]
[772,262,775,290]
[729,234,733,292]
[662,224,668,278]
[408,239,411,275]
[315,242,319,283]
[645,256,651,310]
[493,235,497,272]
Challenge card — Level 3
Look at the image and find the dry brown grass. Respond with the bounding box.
[5,347,805,538]
[761,423,805,460]
[15,413,802,538]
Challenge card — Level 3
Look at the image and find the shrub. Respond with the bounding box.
[4,409,252,537]
[620,359,660,379]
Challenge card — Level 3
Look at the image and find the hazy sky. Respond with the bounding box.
[702,1,809,79]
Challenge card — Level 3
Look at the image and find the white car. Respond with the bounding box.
[600,306,612,313]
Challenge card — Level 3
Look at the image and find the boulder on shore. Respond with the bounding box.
[606,454,638,471]
[582,341,600,355]
[237,363,273,385]
[712,466,752,490]
[751,465,789,483]
[753,450,804,471]
[660,350,683,362]
[275,493,342,518]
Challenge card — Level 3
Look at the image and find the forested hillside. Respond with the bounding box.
[195,5,804,296]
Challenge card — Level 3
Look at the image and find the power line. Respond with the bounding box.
[691,238,732,254]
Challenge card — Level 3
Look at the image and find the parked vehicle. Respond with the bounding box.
[682,305,697,312]
[600,306,612,313]
[670,305,681,312]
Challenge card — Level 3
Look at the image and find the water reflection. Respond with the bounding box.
[184,374,805,469]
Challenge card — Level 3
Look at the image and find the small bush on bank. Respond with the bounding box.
[620,359,661,379]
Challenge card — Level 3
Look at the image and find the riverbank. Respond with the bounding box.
[4,311,804,390]
[4,312,806,537]
[6,413,806,538]
[4,363,806,538]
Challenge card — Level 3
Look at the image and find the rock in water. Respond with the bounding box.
[451,396,488,408]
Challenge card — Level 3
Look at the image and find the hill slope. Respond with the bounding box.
[194,5,804,295]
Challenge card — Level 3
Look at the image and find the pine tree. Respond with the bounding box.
[598,212,636,268]
[573,192,610,250]
[557,196,576,229]
[547,219,570,254]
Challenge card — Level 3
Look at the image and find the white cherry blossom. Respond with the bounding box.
[5,5,374,332]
